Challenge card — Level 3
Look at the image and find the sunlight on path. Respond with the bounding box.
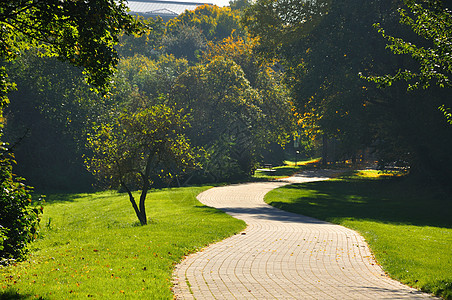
[173,171,436,299]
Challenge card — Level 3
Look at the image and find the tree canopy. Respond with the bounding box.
[86,105,199,225]
[0,0,144,89]
[364,0,452,90]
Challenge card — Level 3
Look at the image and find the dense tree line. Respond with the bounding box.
[244,0,452,185]
[4,2,295,193]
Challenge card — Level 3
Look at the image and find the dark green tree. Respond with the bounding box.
[244,0,452,184]
[365,0,452,90]
[171,56,295,180]
[363,0,452,124]
[4,53,114,191]
[162,25,207,62]
[229,0,252,11]
[243,0,394,162]
[117,16,166,58]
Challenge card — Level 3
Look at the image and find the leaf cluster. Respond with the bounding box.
[364,0,452,90]
[0,147,43,262]
[0,0,145,89]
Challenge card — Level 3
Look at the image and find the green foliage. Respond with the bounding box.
[439,104,452,124]
[0,0,145,89]
[364,0,452,90]
[167,5,243,42]
[242,0,330,58]
[161,5,244,63]
[86,104,199,225]
[0,147,43,262]
[0,0,144,260]
[3,53,113,191]
[243,0,391,157]
[171,55,294,180]
[171,57,260,179]
[229,0,252,11]
[162,25,206,62]
[0,187,246,298]
[222,38,298,150]
[362,0,452,131]
[245,0,452,185]
[115,54,189,105]
[117,16,166,58]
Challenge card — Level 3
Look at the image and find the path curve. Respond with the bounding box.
[173,171,435,299]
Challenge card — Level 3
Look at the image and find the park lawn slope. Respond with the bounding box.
[264,171,452,299]
[0,186,246,299]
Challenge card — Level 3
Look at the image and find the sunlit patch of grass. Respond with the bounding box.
[352,169,406,179]
[0,187,246,299]
[265,172,452,299]
[283,158,321,166]
[254,158,321,180]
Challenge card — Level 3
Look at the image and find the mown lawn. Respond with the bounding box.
[265,171,452,299]
[254,158,321,180]
[0,187,246,299]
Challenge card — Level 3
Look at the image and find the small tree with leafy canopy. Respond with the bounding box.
[86,104,199,225]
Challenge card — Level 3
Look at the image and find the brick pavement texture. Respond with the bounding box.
[172,170,437,299]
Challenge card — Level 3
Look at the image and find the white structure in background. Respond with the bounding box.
[127,0,213,20]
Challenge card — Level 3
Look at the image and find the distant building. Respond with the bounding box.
[127,0,213,21]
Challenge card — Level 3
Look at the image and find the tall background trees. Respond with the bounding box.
[4,2,296,192]
[244,0,452,185]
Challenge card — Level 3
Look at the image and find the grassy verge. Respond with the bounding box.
[0,187,246,299]
[264,171,452,299]
[254,158,321,180]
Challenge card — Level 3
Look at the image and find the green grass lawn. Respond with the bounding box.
[265,171,452,299]
[0,187,246,299]
[254,158,321,180]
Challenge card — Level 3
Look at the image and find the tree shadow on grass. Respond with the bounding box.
[42,191,118,204]
[193,205,231,215]
[40,193,80,204]
[268,177,452,229]
[0,288,38,299]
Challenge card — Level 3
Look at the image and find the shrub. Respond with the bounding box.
[0,146,43,263]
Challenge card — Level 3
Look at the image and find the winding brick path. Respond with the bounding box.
[173,171,435,299]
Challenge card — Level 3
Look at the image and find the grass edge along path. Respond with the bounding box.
[264,170,451,299]
[0,186,246,299]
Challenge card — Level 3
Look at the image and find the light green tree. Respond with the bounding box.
[86,105,199,225]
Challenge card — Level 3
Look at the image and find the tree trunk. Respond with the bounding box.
[322,135,328,166]
[137,153,156,226]
[122,182,147,225]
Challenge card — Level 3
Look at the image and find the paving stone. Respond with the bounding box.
[173,171,437,299]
